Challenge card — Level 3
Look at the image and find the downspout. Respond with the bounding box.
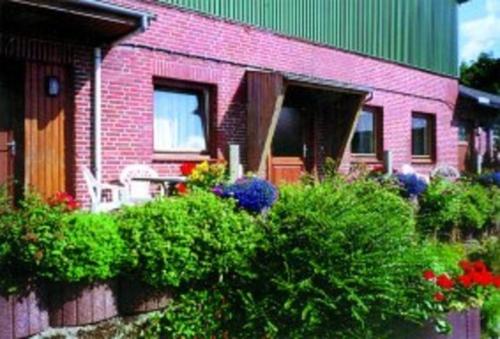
[94,47,102,188]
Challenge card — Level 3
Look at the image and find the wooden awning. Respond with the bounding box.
[281,71,371,95]
[246,71,371,175]
[0,0,152,45]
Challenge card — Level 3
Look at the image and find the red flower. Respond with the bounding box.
[423,269,436,281]
[457,274,473,288]
[472,260,487,273]
[48,192,79,211]
[180,162,196,176]
[459,260,473,274]
[434,292,445,302]
[436,274,454,290]
[176,182,188,195]
[493,276,500,288]
[472,271,493,287]
[371,165,385,173]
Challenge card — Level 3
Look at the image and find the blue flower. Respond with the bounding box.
[214,177,278,213]
[478,172,500,187]
[396,173,428,198]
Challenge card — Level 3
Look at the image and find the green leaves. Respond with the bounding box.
[418,179,495,240]
[117,191,263,290]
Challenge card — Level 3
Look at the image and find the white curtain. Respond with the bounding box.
[154,89,207,152]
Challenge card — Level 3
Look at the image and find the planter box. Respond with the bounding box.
[0,285,49,339]
[49,280,118,327]
[118,279,172,315]
[393,309,480,339]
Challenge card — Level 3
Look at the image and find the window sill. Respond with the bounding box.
[153,152,212,162]
[411,157,435,165]
[351,154,382,164]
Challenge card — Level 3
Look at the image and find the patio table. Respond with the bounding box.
[131,176,187,196]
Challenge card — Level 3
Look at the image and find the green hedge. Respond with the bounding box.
[117,191,262,289]
[0,195,124,291]
[0,178,497,337]
[418,179,494,240]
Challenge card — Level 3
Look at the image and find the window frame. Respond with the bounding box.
[153,79,214,160]
[411,112,436,163]
[351,105,383,162]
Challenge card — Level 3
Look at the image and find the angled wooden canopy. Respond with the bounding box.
[246,70,371,176]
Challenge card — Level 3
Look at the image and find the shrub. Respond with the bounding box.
[482,292,500,338]
[0,194,124,288]
[117,191,262,290]
[419,241,466,275]
[418,179,493,239]
[36,212,124,283]
[238,179,421,337]
[213,177,278,213]
[15,196,123,283]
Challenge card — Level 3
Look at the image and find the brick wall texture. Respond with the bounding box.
[5,0,461,204]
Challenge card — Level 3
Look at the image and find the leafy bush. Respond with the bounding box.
[419,241,466,275]
[482,292,500,338]
[418,179,493,239]
[0,193,124,289]
[36,212,124,283]
[140,289,228,338]
[117,191,262,290]
[238,179,422,337]
[213,177,278,213]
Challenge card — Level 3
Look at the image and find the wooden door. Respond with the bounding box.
[0,62,23,198]
[269,107,309,185]
[24,62,69,198]
[458,123,474,173]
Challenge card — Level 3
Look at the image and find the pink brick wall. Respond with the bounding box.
[71,0,459,203]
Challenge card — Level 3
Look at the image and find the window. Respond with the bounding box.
[351,106,382,157]
[458,121,471,142]
[412,113,435,159]
[154,84,209,153]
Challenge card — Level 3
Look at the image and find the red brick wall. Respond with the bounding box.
[67,0,459,203]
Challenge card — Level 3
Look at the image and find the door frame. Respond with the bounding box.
[0,59,25,200]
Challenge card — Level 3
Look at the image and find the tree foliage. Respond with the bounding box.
[460,52,500,94]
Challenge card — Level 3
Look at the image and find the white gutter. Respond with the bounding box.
[94,47,102,187]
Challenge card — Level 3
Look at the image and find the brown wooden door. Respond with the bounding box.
[0,62,23,198]
[24,62,69,198]
[269,107,309,185]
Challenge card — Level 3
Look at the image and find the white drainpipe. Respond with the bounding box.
[94,47,102,186]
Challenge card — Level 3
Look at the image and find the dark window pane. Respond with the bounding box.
[351,110,375,154]
[154,88,207,152]
[412,116,430,156]
[272,107,303,157]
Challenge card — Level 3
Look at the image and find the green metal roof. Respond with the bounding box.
[159,0,459,77]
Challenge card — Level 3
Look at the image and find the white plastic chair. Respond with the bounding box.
[82,166,124,212]
[431,165,461,182]
[119,164,159,204]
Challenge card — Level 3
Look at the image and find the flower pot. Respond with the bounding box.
[49,280,118,327]
[118,279,172,315]
[392,308,480,339]
[0,285,49,339]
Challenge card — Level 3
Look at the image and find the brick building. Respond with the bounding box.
[0,0,463,205]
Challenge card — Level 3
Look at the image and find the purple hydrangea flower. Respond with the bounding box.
[214,177,278,213]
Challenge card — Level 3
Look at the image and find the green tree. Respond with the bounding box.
[460,52,500,94]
